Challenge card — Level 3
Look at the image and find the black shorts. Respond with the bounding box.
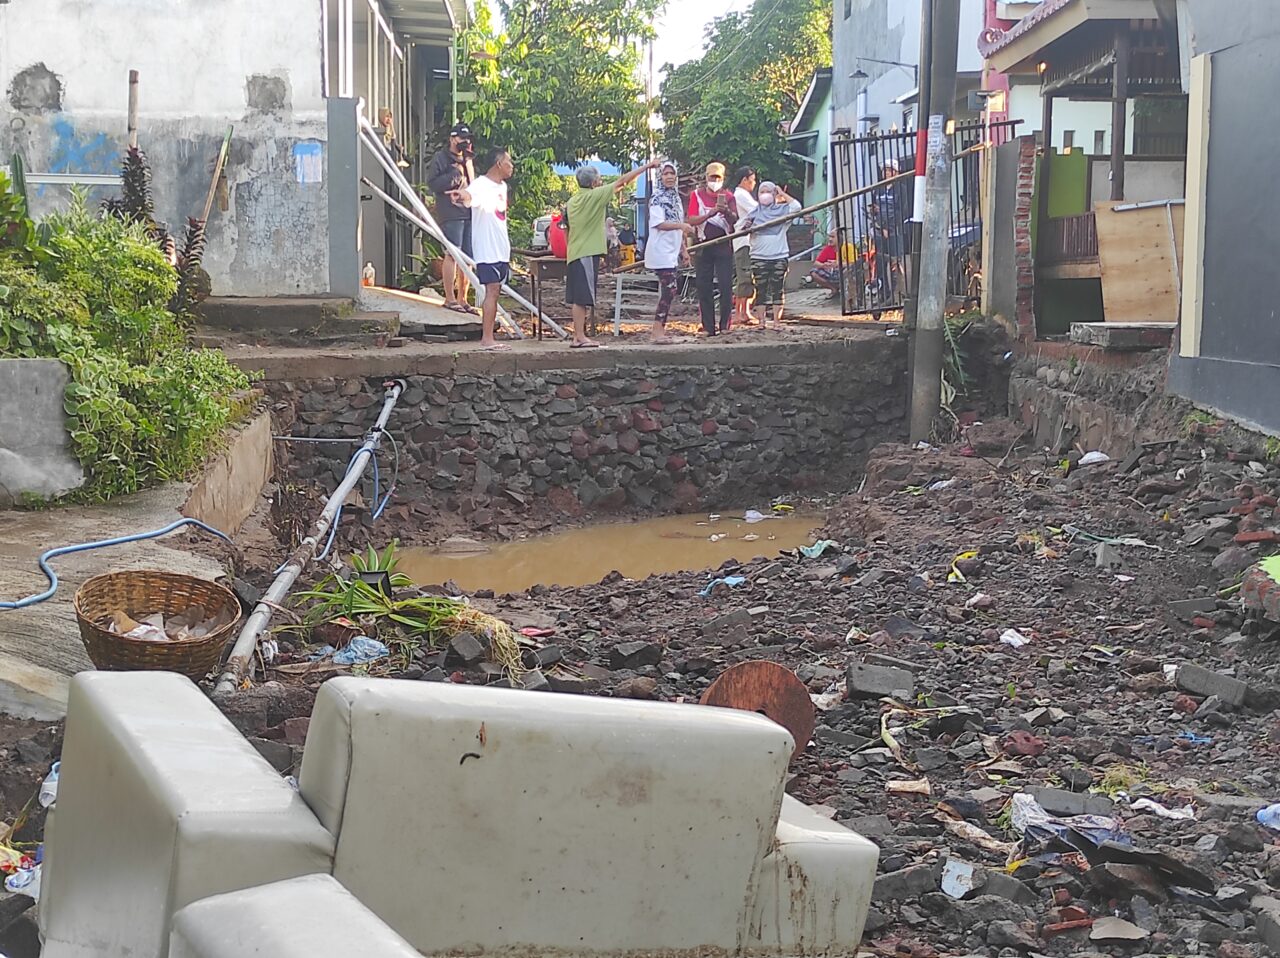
[441,218,473,258]
[475,262,510,286]
[566,256,600,307]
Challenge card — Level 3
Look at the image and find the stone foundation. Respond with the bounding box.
[269,339,908,524]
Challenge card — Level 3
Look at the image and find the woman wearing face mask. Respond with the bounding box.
[687,161,738,336]
[740,181,802,330]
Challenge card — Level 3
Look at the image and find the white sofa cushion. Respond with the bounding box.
[41,673,335,958]
[170,874,420,958]
[299,678,793,957]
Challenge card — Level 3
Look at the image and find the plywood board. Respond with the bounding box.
[1094,200,1185,324]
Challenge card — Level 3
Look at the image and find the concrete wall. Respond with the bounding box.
[1007,82,1134,154]
[1088,158,1185,204]
[832,0,984,133]
[269,341,908,529]
[1168,0,1280,435]
[0,0,332,297]
[0,359,83,504]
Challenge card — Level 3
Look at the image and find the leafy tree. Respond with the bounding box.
[460,0,665,237]
[658,0,832,185]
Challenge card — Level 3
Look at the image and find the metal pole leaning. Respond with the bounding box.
[361,176,569,341]
[356,121,524,339]
[358,117,567,340]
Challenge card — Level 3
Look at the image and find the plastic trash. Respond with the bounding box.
[1000,628,1030,648]
[940,859,980,899]
[1257,803,1280,830]
[332,636,390,666]
[799,539,839,559]
[38,762,59,809]
[5,864,40,901]
[743,509,769,524]
[698,576,747,597]
[1010,792,1127,848]
[1127,796,1196,821]
[1079,451,1111,467]
[261,638,279,664]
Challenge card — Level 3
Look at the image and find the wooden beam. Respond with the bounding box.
[1111,26,1130,201]
[1036,93,1055,263]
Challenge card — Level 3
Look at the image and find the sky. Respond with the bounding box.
[650,0,742,87]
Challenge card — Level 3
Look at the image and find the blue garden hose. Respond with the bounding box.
[0,518,232,610]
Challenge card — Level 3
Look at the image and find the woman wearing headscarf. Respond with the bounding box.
[645,160,695,344]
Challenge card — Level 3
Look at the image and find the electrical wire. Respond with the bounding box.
[0,519,231,610]
[659,0,791,101]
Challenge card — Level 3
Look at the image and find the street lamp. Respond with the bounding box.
[849,57,919,84]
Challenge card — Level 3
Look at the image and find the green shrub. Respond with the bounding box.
[0,197,250,501]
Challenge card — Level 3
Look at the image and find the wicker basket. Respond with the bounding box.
[74,571,242,680]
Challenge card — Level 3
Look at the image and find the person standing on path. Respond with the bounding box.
[741,181,801,329]
[645,160,696,344]
[564,159,660,348]
[451,147,515,351]
[687,162,739,336]
[731,167,758,326]
[426,122,478,315]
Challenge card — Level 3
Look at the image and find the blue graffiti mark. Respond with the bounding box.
[36,118,121,197]
[293,141,323,185]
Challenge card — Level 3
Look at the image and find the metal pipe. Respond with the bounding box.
[360,177,569,340]
[359,118,565,340]
[213,380,405,695]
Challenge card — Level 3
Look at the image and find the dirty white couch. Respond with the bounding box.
[41,673,878,958]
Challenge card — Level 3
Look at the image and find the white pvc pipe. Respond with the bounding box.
[361,177,569,340]
[213,381,404,695]
[358,117,567,340]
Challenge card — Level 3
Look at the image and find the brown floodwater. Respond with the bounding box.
[397,513,821,593]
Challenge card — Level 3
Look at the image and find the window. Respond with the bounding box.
[1062,130,1075,151]
[1094,130,1106,154]
[903,106,915,130]
[844,0,852,19]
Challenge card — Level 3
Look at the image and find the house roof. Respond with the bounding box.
[386,0,468,46]
[980,0,1163,73]
[789,67,833,135]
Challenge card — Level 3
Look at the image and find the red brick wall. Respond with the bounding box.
[1013,135,1037,341]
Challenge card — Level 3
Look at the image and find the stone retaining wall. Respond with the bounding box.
[271,339,907,524]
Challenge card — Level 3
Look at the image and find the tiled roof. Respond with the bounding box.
[978,0,1074,58]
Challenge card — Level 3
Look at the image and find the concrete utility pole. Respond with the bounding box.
[908,0,962,443]
[902,0,934,333]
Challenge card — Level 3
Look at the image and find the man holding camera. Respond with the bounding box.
[427,122,478,314]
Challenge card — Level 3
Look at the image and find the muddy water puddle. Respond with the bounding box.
[398,513,821,593]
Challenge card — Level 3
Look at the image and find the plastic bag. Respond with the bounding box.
[332,636,389,666]
[5,864,40,901]
[38,762,59,809]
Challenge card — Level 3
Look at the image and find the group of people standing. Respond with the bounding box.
[647,161,802,342]
[429,122,804,350]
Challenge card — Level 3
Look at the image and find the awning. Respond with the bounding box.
[983,0,1162,75]
[385,0,467,45]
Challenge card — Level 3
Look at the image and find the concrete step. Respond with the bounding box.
[200,297,355,331]
[195,311,401,349]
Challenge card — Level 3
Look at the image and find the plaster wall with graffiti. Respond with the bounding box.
[0,0,334,296]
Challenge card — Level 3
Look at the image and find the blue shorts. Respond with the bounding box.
[475,262,510,287]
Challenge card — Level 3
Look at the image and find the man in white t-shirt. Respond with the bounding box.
[731,167,758,326]
[452,147,514,351]
[644,160,696,344]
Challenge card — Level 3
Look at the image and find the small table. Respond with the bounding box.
[526,255,566,341]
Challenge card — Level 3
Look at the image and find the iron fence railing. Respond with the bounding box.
[828,119,1020,316]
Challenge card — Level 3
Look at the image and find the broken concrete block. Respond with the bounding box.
[1169,597,1218,621]
[872,863,939,903]
[1176,662,1248,708]
[846,661,914,700]
[702,608,752,635]
[1025,785,1113,818]
[608,641,663,670]
[510,669,550,692]
[448,632,486,664]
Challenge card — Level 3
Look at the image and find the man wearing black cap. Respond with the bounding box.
[427,122,478,314]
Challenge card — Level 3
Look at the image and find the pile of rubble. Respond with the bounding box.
[361,425,1280,957]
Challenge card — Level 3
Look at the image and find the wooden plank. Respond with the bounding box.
[1094,200,1184,324]
[1037,261,1102,280]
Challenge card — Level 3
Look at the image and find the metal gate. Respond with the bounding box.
[828,120,1019,317]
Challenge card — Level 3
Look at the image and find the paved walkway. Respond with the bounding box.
[0,486,225,719]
